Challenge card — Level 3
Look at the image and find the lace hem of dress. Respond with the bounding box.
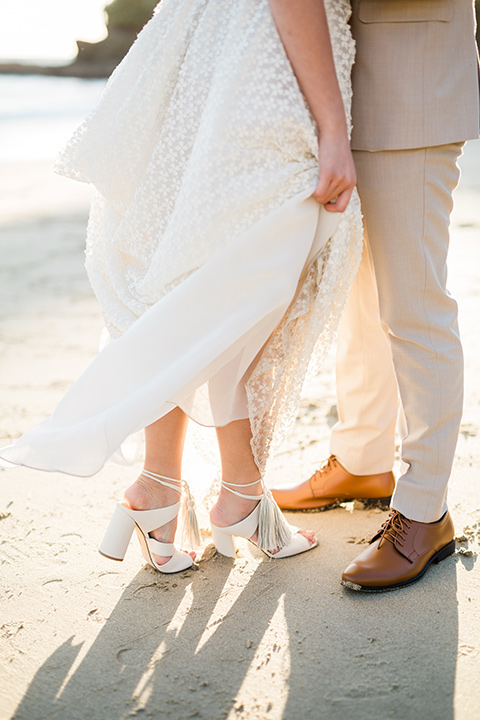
[247,192,363,474]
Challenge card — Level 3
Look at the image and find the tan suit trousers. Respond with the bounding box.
[330,143,464,523]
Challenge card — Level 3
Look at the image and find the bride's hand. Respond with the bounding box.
[313,130,356,213]
[267,0,356,213]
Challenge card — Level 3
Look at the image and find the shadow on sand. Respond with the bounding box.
[11,531,460,720]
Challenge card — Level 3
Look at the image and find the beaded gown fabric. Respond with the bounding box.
[1,0,362,477]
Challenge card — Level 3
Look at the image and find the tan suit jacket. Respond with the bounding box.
[350,0,480,150]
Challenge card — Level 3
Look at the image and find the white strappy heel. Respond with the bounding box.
[210,478,317,559]
[99,470,201,574]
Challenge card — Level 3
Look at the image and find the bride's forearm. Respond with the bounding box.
[268,0,355,212]
[268,0,347,137]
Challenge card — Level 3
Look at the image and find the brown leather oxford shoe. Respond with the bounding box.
[341,509,455,592]
[271,455,395,510]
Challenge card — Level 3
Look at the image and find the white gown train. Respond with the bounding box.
[0,0,362,477]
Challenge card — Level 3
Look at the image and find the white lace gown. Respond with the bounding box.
[1,0,362,477]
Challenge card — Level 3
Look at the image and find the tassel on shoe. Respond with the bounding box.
[256,481,293,552]
[180,480,202,548]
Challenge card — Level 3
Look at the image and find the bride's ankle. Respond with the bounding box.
[124,472,181,511]
[210,477,263,527]
[220,477,263,502]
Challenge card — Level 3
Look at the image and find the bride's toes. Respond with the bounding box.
[181,550,197,561]
[298,529,316,546]
[257,529,316,556]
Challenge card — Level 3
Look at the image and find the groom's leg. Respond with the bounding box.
[330,234,398,475]
[355,143,464,523]
[271,196,398,510]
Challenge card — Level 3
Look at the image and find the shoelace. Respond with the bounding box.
[377,510,411,549]
[311,455,337,482]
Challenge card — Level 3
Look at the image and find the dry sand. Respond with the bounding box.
[0,143,479,720]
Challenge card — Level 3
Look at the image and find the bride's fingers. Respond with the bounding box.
[312,175,340,205]
[313,177,354,210]
[324,185,353,213]
[313,178,345,205]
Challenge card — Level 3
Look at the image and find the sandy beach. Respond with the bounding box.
[1,140,479,720]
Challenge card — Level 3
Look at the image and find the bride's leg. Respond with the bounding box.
[211,419,316,548]
[123,407,196,565]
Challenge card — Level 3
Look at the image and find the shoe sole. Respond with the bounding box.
[278,495,392,511]
[341,539,456,593]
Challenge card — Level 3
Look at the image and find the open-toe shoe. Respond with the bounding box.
[99,470,200,574]
[210,478,317,559]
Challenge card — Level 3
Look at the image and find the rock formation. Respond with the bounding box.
[0,0,158,78]
[1,1,479,78]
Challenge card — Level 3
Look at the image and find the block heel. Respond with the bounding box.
[211,524,237,558]
[99,503,136,561]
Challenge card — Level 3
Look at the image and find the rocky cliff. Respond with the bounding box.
[0,0,158,78]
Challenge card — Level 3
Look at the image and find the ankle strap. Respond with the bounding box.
[141,469,201,547]
[141,469,183,494]
[221,477,263,501]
